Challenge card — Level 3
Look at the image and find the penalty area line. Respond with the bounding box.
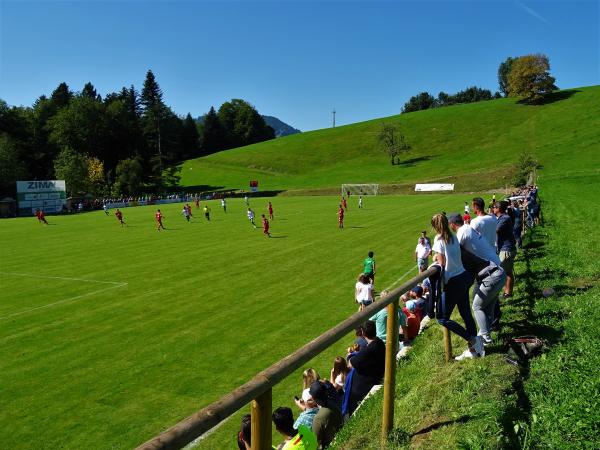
[383,266,418,292]
[0,274,127,320]
[0,272,125,285]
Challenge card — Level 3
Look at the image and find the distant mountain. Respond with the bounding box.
[261,116,301,137]
[195,115,301,138]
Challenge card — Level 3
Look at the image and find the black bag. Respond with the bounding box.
[506,336,545,366]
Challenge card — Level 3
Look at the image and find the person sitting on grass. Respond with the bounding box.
[310,380,343,449]
[293,390,319,431]
[369,289,407,344]
[330,356,350,393]
[346,320,385,416]
[236,414,251,450]
[272,407,317,450]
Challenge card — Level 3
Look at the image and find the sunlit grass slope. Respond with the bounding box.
[180,86,600,192]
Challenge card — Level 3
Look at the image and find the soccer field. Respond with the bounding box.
[1,193,473,449]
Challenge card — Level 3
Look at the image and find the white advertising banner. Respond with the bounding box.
[415,183,455,192]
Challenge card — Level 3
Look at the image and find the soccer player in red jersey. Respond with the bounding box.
[268,201,274,220]
[338,204,345,229]
[194,197,200,209]
[115,208,126,226]
[261,214,271,237]
[342,196,348,211]
[155,209,165,231]
[36,209,48,225]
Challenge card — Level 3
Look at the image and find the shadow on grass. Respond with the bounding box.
[496,224,566,447]
[398,155,433,167]
[516,89,580,105]
[410,415,472,436]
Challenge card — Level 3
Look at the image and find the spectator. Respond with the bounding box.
[346,320,386,415]
[347,326,367,357]
[420,230,432,248]
[448,213,506,346]
[512,201,523,248]
[330,356,350,393]
[237,414,251,450]
[272,407,317,450]
[430,213,484,360]
[494,201,517,300]
[293,390,319,430]
[470,197,497,249]
[404,301,421,341]
[355,274,374,311]
[369,289,407,344]
[302,368,321,391]
[310,380,343,449]
[415,237,431,272]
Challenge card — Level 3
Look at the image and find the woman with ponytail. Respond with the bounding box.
[430,213,485,360]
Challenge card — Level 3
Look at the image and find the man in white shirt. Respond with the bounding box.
[470,197,497,249]
[449,213,506,345]
[415,237,431,272]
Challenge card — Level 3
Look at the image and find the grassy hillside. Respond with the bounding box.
[180,86,600,193]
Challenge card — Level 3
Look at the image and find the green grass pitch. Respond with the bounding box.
[1,193,472,449]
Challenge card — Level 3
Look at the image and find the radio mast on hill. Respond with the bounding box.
[332,108,336,128]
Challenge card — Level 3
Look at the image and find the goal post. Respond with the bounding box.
[342,184,379,196]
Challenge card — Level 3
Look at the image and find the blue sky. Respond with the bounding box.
[1,0,598,131]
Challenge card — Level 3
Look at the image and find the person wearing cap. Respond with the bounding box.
[310,380,343,449]
[415,237,431,273]
[448,212,506,346]
[272,407,317,450]
[293,390,319,430]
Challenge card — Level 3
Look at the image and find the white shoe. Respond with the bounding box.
[455,349,479,361]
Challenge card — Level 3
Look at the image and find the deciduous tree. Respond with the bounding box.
[378,123,411,165]
[508,54,557,103]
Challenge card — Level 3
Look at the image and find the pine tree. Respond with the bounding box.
[50,82,73,109]
[201,106,226,155]
[81,82,101,101]
[181,113,200,160]
[140,70,167,186]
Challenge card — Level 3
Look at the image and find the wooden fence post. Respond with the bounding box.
[251,388,272,450]
[381,298,399,443]
[443,327,452,363]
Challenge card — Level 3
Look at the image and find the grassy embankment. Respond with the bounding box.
[180,86,600,195]
[329,172,599,449]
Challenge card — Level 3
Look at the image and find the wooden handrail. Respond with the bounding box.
[136,266,438,450]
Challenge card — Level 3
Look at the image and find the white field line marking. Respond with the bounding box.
[383,266,417,292]
[0,272,127,320]
[184,415,233,448]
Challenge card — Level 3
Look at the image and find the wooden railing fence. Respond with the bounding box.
[136,266,440,450]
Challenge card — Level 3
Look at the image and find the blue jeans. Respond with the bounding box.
[438,271,476,342]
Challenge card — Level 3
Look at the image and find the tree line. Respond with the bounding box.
[0,70,275,197]
[402,53,557,114]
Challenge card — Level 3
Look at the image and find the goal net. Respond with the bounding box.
[341,184,379,196]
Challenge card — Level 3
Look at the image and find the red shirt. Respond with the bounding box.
[155,212,162,222]
[338,208,344,219]
[115,211,122,220]
[37,211,44,219]
[262,218,269,230]
[463,213,471,222]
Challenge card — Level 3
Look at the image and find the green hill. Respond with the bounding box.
[180,86,600,193]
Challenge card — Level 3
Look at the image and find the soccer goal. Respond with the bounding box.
[342,184,379,196]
